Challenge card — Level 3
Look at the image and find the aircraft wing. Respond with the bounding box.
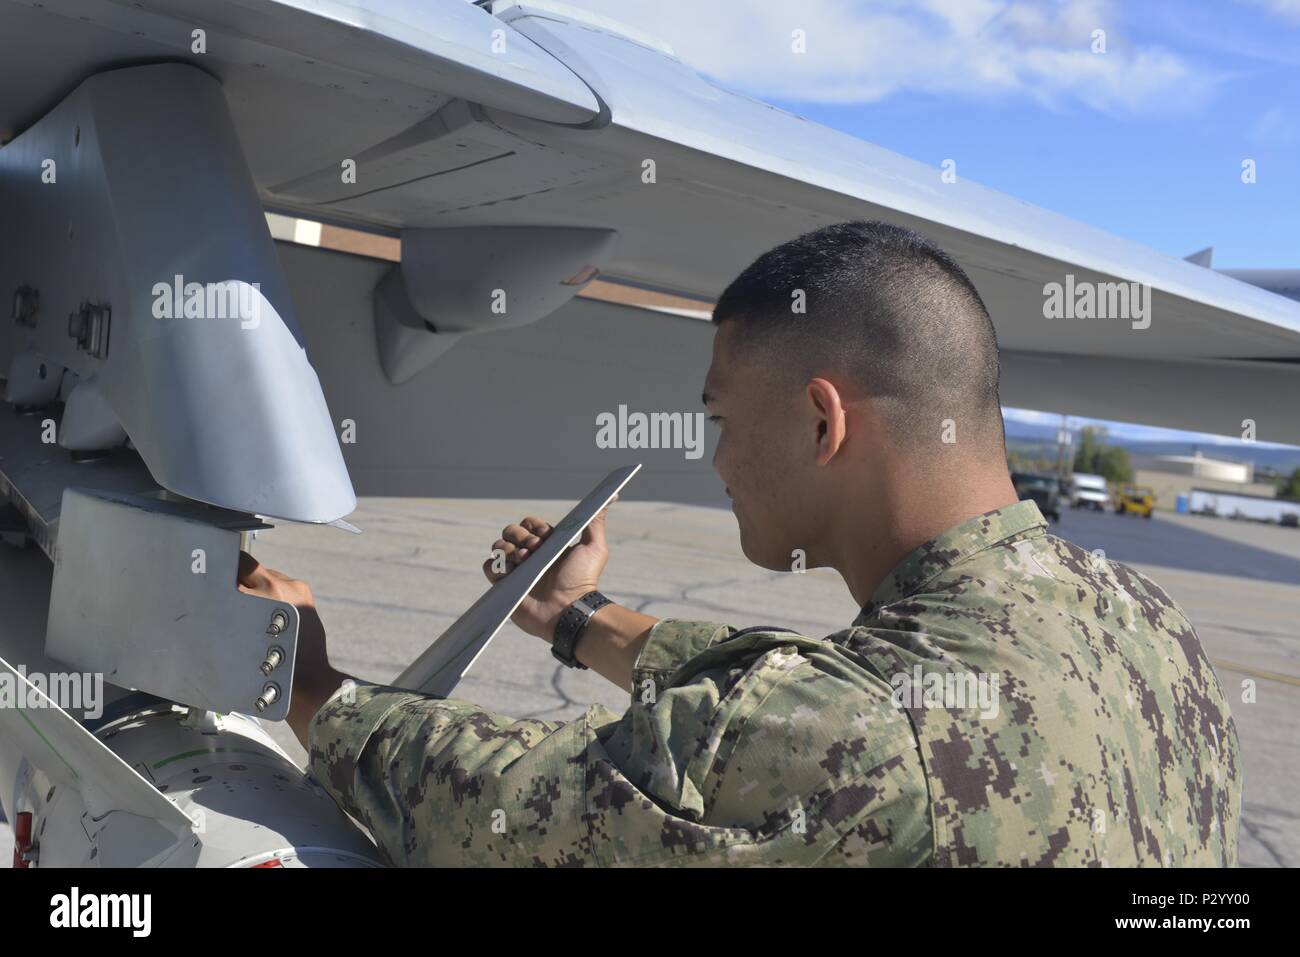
[273,1,1300,365]
[3,0,1297,461]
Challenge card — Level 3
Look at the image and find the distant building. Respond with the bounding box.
[1130,450,1276,509]
[1155,450,1253,484]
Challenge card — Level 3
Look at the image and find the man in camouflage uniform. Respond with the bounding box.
[248,221,1240,866]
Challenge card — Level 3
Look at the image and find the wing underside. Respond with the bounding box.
[1,0,1296,455]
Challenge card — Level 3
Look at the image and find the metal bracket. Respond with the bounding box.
[45,488,298,720]
[13,285,38,328]
[67,301,109,359]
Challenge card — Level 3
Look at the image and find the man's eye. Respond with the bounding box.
[706,415,723,425]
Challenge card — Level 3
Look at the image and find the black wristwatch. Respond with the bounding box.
[551,590,611,669]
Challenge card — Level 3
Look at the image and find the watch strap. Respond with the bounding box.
[551,590,611,669]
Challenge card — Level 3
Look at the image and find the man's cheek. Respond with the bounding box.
[731,426,761,468]
[713,433,739,485]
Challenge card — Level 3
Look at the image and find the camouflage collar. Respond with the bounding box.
[854,500,1048,622]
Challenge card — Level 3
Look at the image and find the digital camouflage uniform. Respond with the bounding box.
[308,500,1241,867]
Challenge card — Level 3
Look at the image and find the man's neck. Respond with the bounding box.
[833,467,1020,609]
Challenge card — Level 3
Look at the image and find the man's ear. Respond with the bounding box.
[806,378,847,466]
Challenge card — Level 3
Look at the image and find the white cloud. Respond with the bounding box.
[1003,408,1065,426]
[1254,105,1297,141]
[566,0,1218,113]
[1240,0,1300,22]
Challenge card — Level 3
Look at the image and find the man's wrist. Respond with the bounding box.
[552,591,612,668]
[537,587,600,644]
[571,603,659,693]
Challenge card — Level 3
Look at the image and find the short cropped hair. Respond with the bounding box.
[712,221,1005,450]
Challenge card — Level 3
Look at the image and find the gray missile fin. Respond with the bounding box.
[393,464,641,697]
[0,653,194,833]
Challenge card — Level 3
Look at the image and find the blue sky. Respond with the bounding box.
[765,1,1300,271]
[583,0,1299,268]
[577,0,1300,447]
[998,407,1297,450]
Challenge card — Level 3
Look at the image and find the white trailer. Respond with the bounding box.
[1188,488,1300,523]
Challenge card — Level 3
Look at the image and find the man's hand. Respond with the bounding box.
[480,501,659,691]
[237,552,351,750]
[482,502,614,641]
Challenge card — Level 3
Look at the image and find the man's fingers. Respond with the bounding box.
[237,552,313,606]
[485,534,535,583]
[482,557,508,583]
[501,523,543,549]
[485,519,551,578]
[238,550,298,585]
[521,517,552,538]
[237,550,262,587]
[493,539,540,569]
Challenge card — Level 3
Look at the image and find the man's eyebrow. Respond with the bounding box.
[701,390,715,407]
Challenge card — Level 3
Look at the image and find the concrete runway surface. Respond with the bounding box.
[3,499,1295,867]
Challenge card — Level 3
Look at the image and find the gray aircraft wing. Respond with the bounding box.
[3,0,1297,462]
[4,1,1295,355]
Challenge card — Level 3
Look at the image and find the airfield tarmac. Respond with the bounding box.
[3,498,1296,867]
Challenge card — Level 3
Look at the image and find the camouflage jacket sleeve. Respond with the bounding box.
[308,619,930,867]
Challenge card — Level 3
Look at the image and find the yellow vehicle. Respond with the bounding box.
[1115,484,1156,518]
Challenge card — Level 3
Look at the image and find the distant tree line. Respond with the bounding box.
[1006,449,1057,474]
[1278,467,1300,502]
[1072,426,1134,485]
[1007,426,1134,485]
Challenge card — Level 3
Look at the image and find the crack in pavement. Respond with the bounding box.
[1240,814,1288,867]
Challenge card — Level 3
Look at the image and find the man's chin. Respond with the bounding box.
[736,528,791,573]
